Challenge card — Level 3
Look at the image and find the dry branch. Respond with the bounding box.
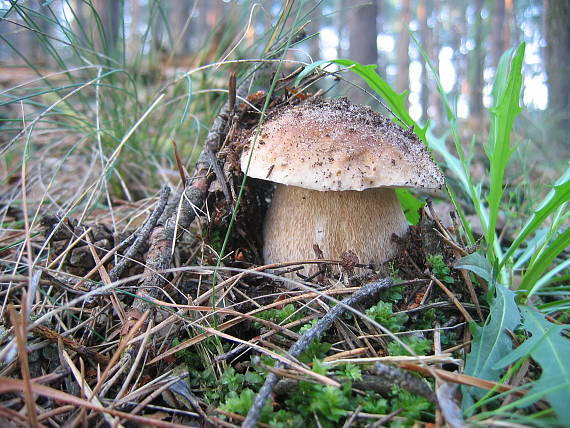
[127,77,251,317]
[371,362,436,402]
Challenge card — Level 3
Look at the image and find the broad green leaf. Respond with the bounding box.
[454,252,493,283]
[501,164,570,267]
[395,188,424,225]
[426,128,469,191]
[495,306,570,422]
[485,44,524,265]
[462,284,520,410]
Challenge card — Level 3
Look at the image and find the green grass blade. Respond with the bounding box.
[501,164,570,267]
[296,58,425,139]
[411,30,487,247]
[518,227,570,298]
[495,306,570,422]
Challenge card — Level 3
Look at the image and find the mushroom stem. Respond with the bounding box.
[263,184,409,273]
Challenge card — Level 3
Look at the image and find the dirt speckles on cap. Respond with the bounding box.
[241,97,444,191]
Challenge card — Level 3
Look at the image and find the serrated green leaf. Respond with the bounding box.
[495,306,570,422]
[462,284,520,410]
[485,44,524,265]
[454,252,493,283]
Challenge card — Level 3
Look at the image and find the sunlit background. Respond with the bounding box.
[0,0,566,159]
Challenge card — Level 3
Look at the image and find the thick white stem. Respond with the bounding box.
[263,185,409,273]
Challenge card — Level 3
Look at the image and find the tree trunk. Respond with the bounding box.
[491,0,506,67]
[468,0,485,121]
[376,0,386,79]
[128,0,141,61]
[418,0,432,123]
[94,0,122,61]
[348,0,378,103]
[429,0,441,125]
[170,1,192,56]
[543,0,570,149]
[349,0,378,66]
[305,0,322,61]
[396,0,411,97]
[334,0,348,59]
[449,2,465,100]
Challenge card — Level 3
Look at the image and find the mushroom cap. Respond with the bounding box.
[240,97,444,191]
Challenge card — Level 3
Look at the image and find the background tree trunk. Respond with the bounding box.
[348,0,378,103]
[429,0,441,125]
[334,0,348,59]
[169,1,192,56]
[375,0,387,80]
[396,0,411,98]
[468,0,485,122]
[94,0,122,61]
[305,0,322,61]
[418,0,432,123]
[491,0,506,68]
[128,0,140,61]
[544,0,570,148]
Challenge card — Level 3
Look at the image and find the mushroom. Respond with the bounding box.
[240,97,444,274]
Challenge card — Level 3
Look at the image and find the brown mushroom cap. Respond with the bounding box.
[241,97,444,191]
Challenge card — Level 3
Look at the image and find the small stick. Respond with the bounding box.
[228,72,236,112]
[406,250,474,323]
[372,362,436,402]
[242,278,394,428]
[171,139,188,187]
[449,211,466,248]
[9,299,39,428]
[369,408,404,428]
[456,265,483,320]
[206,145,231,202]
[430,274,474,323]
[399,362,526,395]
[31,324,110,365]
[426,199,454,242]
[124,77,253,324]
[342,405,362,428]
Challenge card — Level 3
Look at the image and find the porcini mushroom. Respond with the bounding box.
[241,97,444,274]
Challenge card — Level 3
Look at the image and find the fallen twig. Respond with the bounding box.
[371,362,436,402]
[398,362,526,396]
[31,324,110,365]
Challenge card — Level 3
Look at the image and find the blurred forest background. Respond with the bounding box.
[1,0,568,165]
